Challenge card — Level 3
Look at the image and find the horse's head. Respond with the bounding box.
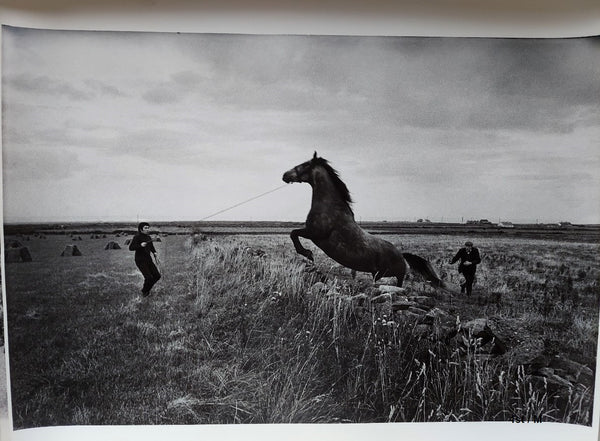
[282,151,320,184]
[283,151,353,207]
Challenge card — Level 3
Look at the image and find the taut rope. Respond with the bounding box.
[199,184,288,221]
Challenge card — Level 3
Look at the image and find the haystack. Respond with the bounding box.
[5,247,32,263]
[104,241,121,250]
[61,245,82,256]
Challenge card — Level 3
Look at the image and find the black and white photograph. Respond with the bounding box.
[1,11,599,441]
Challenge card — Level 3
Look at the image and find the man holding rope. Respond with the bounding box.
[129,222,161,297]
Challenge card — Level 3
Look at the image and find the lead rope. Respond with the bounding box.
[199,184,288,221]
[152,184,287,287]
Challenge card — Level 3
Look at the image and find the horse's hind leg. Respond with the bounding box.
[393,259,407,287]
[396,275,405,287]
[371,269,403,286]
[371,270,392,286]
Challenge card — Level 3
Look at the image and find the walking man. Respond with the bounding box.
[129,222,161,297]
[450,241,481,296]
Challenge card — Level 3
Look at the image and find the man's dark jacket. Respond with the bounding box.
[451,247,481,274]
[129,232,157,263]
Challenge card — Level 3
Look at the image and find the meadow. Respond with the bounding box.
[3,230,599,428]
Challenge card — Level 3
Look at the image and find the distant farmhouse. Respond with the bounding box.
[466,219,494,225]
[498,221,515,228]
[542,221,574,229]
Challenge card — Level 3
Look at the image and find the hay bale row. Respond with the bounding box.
[6,238,163,262]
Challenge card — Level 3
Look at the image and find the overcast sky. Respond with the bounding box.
[2,27,599,224]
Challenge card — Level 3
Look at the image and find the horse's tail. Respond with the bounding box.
[402,252,460,294]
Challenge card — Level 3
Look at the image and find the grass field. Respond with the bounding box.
[4,230,599,428]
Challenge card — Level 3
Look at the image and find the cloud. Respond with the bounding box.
[484,38,600,107]
[4,147,82,181]
[141,70,210,105]
[142,84,185,104]
[174,34,600,135]
[508,171,593,183]
[171,70,205,88]
[7,73,93,101]
[84,79,128,97]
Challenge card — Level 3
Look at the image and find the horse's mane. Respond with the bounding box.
[313,157,353,214]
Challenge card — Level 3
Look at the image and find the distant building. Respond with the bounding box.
[544,223,561,229]
[465,219,495,226]
[498,221,514,228]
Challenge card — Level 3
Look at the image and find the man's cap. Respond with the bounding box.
[465,241,473,246]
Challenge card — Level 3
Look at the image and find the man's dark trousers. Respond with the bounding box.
[136,258,161,294]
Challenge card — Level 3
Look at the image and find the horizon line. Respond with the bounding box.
[3,219,599,227]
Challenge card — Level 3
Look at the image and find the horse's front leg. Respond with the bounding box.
[290,228,314,262]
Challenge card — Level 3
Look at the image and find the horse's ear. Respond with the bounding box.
[313,151,318,160]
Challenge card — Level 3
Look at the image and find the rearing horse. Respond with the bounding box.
[282,152,455,292]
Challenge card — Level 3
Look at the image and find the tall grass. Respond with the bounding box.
[5,234,597,427]
[165,237,594,424]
